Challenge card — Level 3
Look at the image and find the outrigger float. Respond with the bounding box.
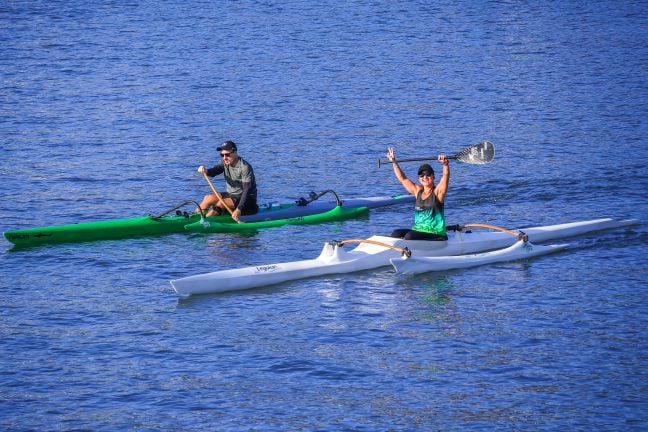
[170,218,639,298]
[3,192,413,248]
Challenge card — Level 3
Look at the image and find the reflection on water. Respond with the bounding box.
[416,275,453,307]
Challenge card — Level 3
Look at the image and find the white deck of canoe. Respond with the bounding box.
[171,218,639,298]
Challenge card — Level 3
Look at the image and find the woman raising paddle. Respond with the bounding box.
[387,147,450,240]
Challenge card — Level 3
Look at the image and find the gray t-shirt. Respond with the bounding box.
[206,157,257,200]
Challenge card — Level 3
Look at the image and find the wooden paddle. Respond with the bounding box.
[378,140,495,167]
[201,171,237,219]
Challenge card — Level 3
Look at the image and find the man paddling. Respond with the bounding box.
[197,141,259,221]
[387,147,450,240]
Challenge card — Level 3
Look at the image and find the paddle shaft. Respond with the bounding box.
[201,172,235,217]
[378,140,494,167]
[379,155,457,167]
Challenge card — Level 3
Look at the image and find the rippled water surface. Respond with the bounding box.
[1,1,647,430]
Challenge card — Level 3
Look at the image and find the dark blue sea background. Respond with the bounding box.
[1,1,647,430]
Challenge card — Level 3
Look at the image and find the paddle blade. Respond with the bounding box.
[453,140,494,164]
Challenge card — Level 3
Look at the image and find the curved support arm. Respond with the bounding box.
[150,200,205,219]
[296,189,342,207]
[457,223,529,242]
[330,238,411,257]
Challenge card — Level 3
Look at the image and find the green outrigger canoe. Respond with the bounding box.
[3,193,414,248]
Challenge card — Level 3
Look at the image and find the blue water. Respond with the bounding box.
[2,1,647,430]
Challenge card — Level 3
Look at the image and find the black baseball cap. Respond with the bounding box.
[418,163,434,176]
[217,140,237,152]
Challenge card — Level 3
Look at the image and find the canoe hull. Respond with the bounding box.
[3,215,193,247]
[3,194,412,247]
[184,206,368,233]
[171,241,391,297]
[170,218,640,298]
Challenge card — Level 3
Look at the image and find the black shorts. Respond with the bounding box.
[391,228,448,241]
[232,195,259,215]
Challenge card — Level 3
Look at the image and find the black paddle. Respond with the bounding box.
[378,140,495,167]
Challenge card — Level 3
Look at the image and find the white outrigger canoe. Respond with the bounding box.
[170,218,639,298]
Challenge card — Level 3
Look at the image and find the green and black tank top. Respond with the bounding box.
[412,189,446,235]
